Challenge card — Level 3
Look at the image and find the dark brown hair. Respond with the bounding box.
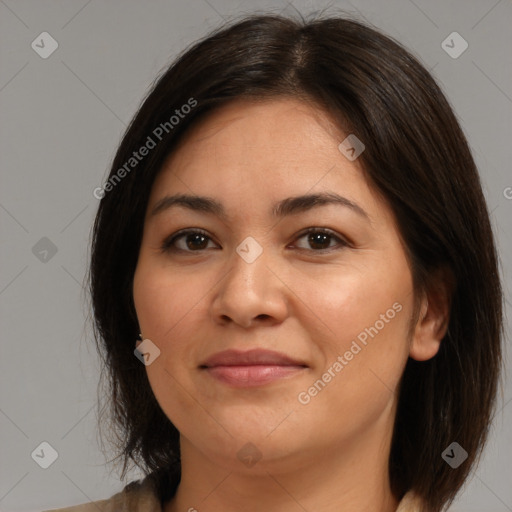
[89,11,503,511]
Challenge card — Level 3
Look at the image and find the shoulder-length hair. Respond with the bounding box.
[89,12,503,512]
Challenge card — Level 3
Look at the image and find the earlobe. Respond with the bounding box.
[409,267,454,362]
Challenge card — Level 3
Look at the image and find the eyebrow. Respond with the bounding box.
[150,192,370,220]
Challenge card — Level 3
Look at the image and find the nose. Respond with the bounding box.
[210,245,289,329]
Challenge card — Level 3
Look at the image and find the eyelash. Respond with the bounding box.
[161,227,350,254]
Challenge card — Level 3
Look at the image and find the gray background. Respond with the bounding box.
[0,0,511,510]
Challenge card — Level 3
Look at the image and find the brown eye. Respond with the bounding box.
[162,229,217,252]
[294,228,349,251]
[307,232,332,250]
[183,233,209,250]
[161,227,349,254]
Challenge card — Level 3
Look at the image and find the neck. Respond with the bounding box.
[164,415,399,512]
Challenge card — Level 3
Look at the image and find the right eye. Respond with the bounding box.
[161,229,219,253]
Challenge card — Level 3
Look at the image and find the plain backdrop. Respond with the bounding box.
[0,0,511,510]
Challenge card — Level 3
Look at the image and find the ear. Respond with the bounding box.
[409,266,454,361]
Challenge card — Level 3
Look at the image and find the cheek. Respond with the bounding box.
[132,257,217,406]
[133,258,208,344]
[291,262,411,351]
[133,260,211,431]
[291,263,412,418]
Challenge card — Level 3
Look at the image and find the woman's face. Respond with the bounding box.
[133,98,432,474]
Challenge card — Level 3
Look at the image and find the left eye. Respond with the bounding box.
[161,228,348,253]
[293,228,348,251]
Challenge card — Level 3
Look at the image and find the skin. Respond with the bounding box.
[132,97,451,512]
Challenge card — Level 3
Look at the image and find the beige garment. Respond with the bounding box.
[44,475,424,512]
[43,476,161,512]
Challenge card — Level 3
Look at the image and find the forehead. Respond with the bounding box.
[169,98,343,170]
[148,97,385,221]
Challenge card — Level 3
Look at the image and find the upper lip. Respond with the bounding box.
[200,349,307,368]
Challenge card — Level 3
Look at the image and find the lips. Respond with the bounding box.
[200,349,308,387]
[201,349,307,368]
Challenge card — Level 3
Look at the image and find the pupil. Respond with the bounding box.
[187,234,207,250]
[309,232,330,249]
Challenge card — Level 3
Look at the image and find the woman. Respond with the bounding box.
[47,11,503,512]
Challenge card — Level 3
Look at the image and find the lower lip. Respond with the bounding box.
[204,365,306,387]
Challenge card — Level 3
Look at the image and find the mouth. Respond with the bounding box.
[199,349,308,387]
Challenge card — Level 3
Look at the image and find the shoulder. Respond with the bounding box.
[396,490,425,512]
[43,475,162,512]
